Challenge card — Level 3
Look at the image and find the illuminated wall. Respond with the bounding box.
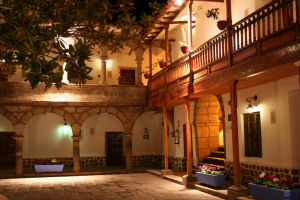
[23,113,73,158]
[0,115,14,132]
[80,113,124,157]
[222,75,299,168]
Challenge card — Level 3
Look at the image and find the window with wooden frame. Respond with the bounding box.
[243,112,262,157]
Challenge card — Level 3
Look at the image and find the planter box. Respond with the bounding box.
[248,183,300,200]
[34,164,64,173]
[195,172,226,187]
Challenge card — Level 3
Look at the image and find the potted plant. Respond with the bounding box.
[179,41,189,54]
[34,159,64,173]
[143,71,149,79]
[195,165,226,187]
[249,172,300,200]
[206,8,227,30]
[158,57,166,69]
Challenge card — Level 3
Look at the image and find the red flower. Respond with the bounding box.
[266,174,275,180]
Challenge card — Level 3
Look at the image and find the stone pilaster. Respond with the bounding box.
[99,46,108,85]
[134,47,144,86]
[125,134,132,170]
[14,136,24,177]
[13,123,25,177]
[71,123,81,173]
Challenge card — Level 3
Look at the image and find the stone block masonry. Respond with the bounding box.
[225,161,300,187]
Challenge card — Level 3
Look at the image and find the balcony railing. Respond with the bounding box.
[149,0,298,101]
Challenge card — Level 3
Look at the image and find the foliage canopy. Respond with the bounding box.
[0,0,166,89]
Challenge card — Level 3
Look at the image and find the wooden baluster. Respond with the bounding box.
[245,21,248,46]
[283,0,288,27]
[232,29,236,51]
[241,24,244,48]
[253,16,257,42]
[209,42,212,63]
[267,7,271,36]
[278,1,282,30]
[262,10,266,37]
[214,40,217,61]
[225,33,228,55]
[249,19,252,44]
[257,12,261,40]
[272,5,276,33]
[222,36,225,57]
[218,38,221,59]
[289,0,293,25]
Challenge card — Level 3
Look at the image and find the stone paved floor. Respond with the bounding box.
[0,173,223,200]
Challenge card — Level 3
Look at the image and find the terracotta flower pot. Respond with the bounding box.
[181,46,189,54]
[217,20,227,30]
[144,73,149,79]
[159,61,166,68]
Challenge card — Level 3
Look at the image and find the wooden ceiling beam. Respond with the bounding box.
[192,0,224,2]
[170,20,196,24]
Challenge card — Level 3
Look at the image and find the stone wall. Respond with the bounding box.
[225,161,300,187]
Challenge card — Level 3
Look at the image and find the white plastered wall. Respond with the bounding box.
[171,102,197,163]
[23,113,73,158]
[132,111,168,156]
[0,115,14,132]
[223,75,299,168]
[80,113,124,157]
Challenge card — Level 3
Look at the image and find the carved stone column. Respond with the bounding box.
[134,47,145,86]
[125,133,132,170]
[14,123,25,177]
[99,46,108,85]
[71,124,81,174]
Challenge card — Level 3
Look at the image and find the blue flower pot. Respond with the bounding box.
[248,183,300,200]
[195,172,226,187]
[34,164,64,173]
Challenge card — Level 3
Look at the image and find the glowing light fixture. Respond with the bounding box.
[63,118,68,133]
[174,0,183,6]
[246,95,258,113]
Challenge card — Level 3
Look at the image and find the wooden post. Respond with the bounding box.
[188,0,193,50]
[226,0,233,67]
[165,26,169,65]
[230,80,241,186]
[296,0,300,39]
[185,100,192,176]
[163,103,168,170]
[149,43,152,78]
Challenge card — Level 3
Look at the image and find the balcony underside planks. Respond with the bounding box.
[148,28,300,106]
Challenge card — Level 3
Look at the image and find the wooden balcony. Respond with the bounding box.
[148,0,300,106]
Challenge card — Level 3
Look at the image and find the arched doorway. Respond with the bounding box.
[0,114,15,173]
[23,113,73,173]
[195,95,224,166]
[80,112,124,170]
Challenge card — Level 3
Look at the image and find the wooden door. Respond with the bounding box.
[106,132,123,166]
[119,69,135,85]
[0,132,16,169]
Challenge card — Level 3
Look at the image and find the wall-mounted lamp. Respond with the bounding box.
[175,129,180,144]
[63,118,68,133]
[246,95,258,113]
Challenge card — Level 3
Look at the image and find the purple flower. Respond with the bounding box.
[198,166,202,170]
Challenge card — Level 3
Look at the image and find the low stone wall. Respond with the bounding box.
[23,157,106,169]
[132,155,163,168]
[169,157,187,170]
[225,161,300,187]
[23,157,73,169]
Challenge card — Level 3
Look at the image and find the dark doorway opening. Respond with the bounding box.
[0,132,16,169]
[119,69,135,85]
[106,132,123,166]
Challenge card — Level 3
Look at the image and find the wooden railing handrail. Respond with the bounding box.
[149,0,298,101]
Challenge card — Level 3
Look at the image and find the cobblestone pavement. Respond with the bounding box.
[0,173,223,200]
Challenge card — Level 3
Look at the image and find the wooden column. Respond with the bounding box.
[14,123,24,177]
[188,0,193,50]
[125,134,132,170]
[71,123,81,173]
[165,26,169,65]
[163,103,168,169]
[149,43,152,78]
[296,0,300,39]
[230,80,241,186]
[226,0,233,67]
[185,100,192,176]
